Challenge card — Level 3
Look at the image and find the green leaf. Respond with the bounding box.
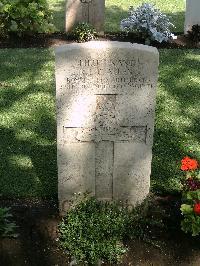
[186,191,194,200]
[3,4,11,12]
[10,20,18,31]
[180,204,193,214]
[197,190,200,200]
[185,190,200,201]
[192,222,200,236]
[197,171,200,180]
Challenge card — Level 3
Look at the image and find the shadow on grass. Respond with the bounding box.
[0,49,57,198]
[0,118,57,198]
[51,2,184,33]
[151,50,200,194]
[169,11,185,34]
[105,5,128,32]
[50,0,66,31]
[0,49,199,199]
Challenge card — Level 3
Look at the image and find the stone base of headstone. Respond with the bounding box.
[55,41,159,215]
[65,0,105,34]
[184,0,200,34]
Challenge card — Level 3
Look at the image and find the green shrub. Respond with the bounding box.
[0,207,17,237]
[59,196,129,265]
[188,24,200,43]
[59,194,165,265]
[71,22,97,42]
[0,0,55,37]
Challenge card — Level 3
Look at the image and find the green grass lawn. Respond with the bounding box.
[0,49,56,197]
[0,49,199,197]
[47,0,185,33]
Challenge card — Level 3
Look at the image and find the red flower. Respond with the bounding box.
[194,203,200,215]
[181,156,199,171]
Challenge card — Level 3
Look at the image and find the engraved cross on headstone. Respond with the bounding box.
[63,94,146,200]
[80,0,93,23]
[55,41,159,214]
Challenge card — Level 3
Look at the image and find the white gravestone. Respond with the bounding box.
[65,0,105,33]
[55,41,159,213]
[185,0,200,34]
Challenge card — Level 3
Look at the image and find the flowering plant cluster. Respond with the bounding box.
[120,3,174,44]
[180,156,200,236]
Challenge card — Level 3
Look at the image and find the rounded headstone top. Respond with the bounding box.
[55,41,159,56]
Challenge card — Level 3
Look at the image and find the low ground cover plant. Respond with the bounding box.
[70,22,97,42]
[59,195,128,265]
[0,0,55,37]
[120,3,174,44]
[0,207,17,237]
[59,194,165,265]
[180,156,200,236]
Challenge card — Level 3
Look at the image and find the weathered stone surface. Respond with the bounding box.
[55,41,159,213]
[185,0,200,34]
[65,0,105,33]
[95,141,113,200]
[58,142,95,212]
[63,126,146,143]
[113,143,151,206]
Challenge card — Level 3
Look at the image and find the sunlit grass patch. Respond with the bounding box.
[0,48,199,197]
[48,0,185,33]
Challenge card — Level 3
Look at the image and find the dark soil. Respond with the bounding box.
[0,199,69,266]
[0,32,200,49]
[1,196,200,266]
